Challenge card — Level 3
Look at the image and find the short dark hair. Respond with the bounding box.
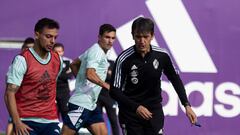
[21,37,34,50]
[34,18,60,33]
[99,24,116,36]
[131,17,154,36]
[53,42,64,50]
[23,37,34,45]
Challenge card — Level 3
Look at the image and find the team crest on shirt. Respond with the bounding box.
[131,77,138,84]
[153,59,159,69]
[130,65,138,84]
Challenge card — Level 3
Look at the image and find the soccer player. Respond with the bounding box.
[61,24,116,135]
[5,37,34,135]
[53,43,73,120]
[5,18,62,135]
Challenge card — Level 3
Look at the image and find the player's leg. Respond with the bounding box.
[85,107,108,135]
[87,122,108,135]
[58,95,70,119]
[106,107,120,135]
[61,125,76,135]
[104,97,120,135]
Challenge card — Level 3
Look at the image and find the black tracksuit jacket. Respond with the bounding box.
[110,45,190,113]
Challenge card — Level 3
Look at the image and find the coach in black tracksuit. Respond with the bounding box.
[110,17,197,135]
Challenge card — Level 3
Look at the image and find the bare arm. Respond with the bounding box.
[86,68,110,90]
[70,58,81,77]
[5,84,20,125]
[5,83,32,135]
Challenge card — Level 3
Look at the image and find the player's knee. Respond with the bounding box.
[97,124,108,135]
[61,125,76,135]
[101,128,108,135]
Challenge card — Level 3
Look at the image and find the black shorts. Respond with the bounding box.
[119,107,164,135]
[63,103,104,132]
[18,121,60,135]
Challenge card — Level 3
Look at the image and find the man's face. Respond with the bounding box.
[98,31,116,53]
[133,32,153,53]
[35,27,58,52]
[53,46,64,56]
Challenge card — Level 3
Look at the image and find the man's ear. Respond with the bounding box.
[34,32,40,39]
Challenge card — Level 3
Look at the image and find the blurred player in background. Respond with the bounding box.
[53,43,73,120]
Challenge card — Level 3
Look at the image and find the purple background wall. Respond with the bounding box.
[0,0,239,134]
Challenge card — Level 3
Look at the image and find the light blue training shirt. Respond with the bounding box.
[69,43,109,110]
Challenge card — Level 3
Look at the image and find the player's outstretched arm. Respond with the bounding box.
[86,68,110,90]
